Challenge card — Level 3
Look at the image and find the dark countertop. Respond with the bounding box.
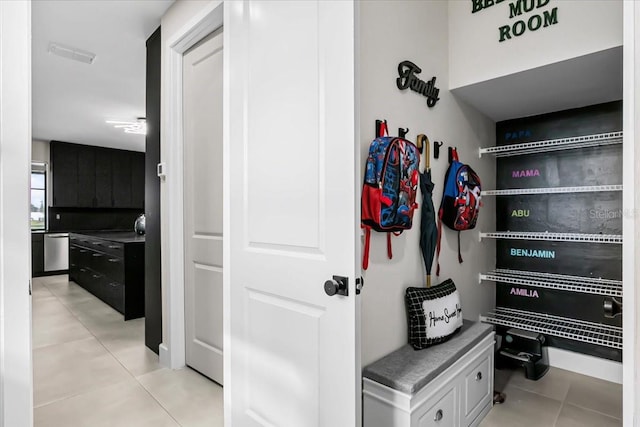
[363,320,494,395]
[70,231,145,244]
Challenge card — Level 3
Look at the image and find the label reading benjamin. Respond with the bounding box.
[510,248,555,259]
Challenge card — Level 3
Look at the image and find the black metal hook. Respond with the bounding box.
[398,128,409,139]
[434,140,444,159]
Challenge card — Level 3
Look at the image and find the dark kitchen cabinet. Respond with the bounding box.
[51,141,144,209]
[31,233,44,277]
[95,148,113,208]
[69,232,145,320]
[131,152,145,209]
[51,142,79,207]
[112,150,133,208]
[77,146,96,207]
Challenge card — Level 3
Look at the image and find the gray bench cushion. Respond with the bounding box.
[363,320,494,394]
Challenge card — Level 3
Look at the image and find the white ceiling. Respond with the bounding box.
[451,47,623,123]
[32,0,174,152]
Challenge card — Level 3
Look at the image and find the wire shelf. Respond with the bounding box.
[479,231,622,244]
[480,307,622,349]
[479,131,623,157]
[482,185,623,196]
[480,269,622,297]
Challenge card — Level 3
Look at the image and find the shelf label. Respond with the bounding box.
[512,169,540,178]
[511,209,530,217]
[510,287,539,298]
[510,247,555,259]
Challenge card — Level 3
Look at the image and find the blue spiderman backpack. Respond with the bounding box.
[436,148,481,274]
[361,122,420,270]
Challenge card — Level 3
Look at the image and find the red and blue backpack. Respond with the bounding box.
[436,148,481,274]
[361,122,420,270]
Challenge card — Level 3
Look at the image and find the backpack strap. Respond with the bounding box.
[436,210,443,276]
[387,232,393,259]
[458,231,463,264]
[363,226,371,270]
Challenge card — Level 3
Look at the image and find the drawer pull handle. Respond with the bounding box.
[92,274,101,279]
[92,242,101,245]
[476,372,483,381]
[434,409,443,421]
[92,253,102,257]
[79,250,87,253]
[108,245,120,249]
[108,258,120,263]
[80,268,86,272]
[109,282,118,287]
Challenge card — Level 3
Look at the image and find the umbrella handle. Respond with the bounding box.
[425,137,430,170]
[416,134,430,171]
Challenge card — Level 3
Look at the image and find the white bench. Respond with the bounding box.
[363,321,495,427]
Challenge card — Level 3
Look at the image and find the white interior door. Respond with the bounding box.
[226,1,359,425]
[183,28,224,385]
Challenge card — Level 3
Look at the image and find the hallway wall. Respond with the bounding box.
[359,0,497,366]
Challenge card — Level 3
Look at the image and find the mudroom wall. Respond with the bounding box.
[358,0,497,366]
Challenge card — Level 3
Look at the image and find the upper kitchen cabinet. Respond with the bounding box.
[51,141,79,207]
[95,147,113,208]
[77,145,97,207]
[51,141,144,209]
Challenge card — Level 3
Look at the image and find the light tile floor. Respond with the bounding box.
[32,275,224,427]
[480,364,622,427]
[35,275,622,427]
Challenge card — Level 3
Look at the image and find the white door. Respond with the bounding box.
[183,28,224,385]
[0,2,33,426]
[225,1,359,426]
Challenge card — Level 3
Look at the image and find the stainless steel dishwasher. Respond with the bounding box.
[44,233,69,272]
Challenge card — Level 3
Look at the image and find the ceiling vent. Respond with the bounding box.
[48,42,96,65]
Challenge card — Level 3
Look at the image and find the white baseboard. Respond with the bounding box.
[159,343,170,368]
[547,347,622,384]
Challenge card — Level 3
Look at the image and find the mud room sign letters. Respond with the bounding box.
[470,0,559,43]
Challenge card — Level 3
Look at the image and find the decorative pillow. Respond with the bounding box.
[405,279,463,350]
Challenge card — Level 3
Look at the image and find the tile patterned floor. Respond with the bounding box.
[34,275,622,426]
[32,275,224,427]
[480,365,622,427]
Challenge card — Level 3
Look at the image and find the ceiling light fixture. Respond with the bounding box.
[48,42,96,65]
[106,118,147,135]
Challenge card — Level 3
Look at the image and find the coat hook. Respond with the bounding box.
[399,127,409,139]
[434,141,444,159]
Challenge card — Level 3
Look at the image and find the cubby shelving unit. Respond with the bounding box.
[479,269,622,297]
[478,131,623,157]
[480,307,623,350]
[479,124,624,359]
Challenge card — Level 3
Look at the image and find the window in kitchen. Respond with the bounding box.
[31,162,47,230]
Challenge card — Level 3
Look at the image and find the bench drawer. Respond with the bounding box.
[463,348,492,425]
[418,386,456,427]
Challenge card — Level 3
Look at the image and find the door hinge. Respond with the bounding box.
[29,279,32,296]
[356,277,364,295]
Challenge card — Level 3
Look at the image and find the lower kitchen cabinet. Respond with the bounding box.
[69,232,144,320]
[31,232,45,277]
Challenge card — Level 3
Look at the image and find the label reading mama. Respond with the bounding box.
[512,169,540,178]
